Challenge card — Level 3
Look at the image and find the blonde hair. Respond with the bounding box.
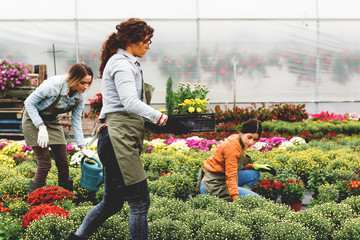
[66,63,93,90]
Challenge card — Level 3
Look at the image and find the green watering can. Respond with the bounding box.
[80,156,103,191]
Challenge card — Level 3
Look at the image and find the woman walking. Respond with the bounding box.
[68,18,167,240]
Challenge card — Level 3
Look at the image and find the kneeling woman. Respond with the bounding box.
[199,119,275,201]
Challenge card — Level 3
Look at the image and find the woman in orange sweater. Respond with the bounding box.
[199,119,275,201]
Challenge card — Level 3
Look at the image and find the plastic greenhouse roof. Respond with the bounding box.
[2,0,360,20]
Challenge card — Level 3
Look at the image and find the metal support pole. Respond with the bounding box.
[315,0,320,113]
[52,44,57,75]
[74,0,79,63]
[196,0,201,83]
[233,56,237,121]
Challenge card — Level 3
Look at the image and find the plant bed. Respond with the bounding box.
[145,113,216,134]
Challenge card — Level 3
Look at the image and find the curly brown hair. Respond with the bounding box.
[98,18,154,78]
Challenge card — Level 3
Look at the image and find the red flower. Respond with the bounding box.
[21,204,69,228]
[27,186,74,206]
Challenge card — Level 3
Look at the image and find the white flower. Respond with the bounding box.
[148,138,167,151]
[186,136,203,140]
[251,142,268,151]
[70,151,83,166]
[279,141,294,149]
[290,137,306,146]
[168,140,190,152]
[70,150,99,167]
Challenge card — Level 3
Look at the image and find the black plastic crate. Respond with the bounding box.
[145,113,216,134]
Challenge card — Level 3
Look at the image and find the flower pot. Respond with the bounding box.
[145,113,216,134]
[6,87,35,99]
[290,202,302,212]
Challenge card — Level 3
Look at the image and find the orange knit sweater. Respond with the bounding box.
[203,134,249,200]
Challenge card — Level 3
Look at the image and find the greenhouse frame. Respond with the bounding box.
[1,0,360,114]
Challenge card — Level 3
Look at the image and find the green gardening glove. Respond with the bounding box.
[253,164,277,176]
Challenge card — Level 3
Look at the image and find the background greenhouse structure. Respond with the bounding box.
[2,0,360,114]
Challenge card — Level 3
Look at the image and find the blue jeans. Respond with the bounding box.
[75,127,150,240]
[200,170,260,197]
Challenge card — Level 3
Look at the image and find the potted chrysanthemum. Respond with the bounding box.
[281,179,306,211]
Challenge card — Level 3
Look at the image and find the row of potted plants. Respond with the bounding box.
[2,191,360,239]
[1,134,360,238]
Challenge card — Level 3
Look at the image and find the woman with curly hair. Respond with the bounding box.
[67,18,167,240]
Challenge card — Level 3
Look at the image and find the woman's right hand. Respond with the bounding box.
[157,113,168,126]
[37,125,49,148]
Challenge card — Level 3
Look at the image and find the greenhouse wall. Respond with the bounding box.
[1,0,360,114]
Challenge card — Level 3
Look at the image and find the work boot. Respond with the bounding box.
[58,179,74,191]
[29,180,46,194]
[67,232,86,240]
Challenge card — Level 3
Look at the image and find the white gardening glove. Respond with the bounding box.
[157,113,168,126]
[37,125,49,148]
[81,148,94,158]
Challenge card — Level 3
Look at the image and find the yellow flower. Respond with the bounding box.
[196,108,202,113]
[188,107,195,113]
[184,99,192,105]
[159,108,167,113]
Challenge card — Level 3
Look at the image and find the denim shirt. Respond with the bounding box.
[24,75,86,147]
[99,49,162,123]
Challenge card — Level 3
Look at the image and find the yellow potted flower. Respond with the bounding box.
[147,77,215,134]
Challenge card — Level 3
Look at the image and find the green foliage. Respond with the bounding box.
[186,194,224,210]
[0,165,16,182]
[234,195,291,219]
[0,214,23,240]
[196,219,254,240]
[307,202,357,228]
[307,168,329,192]
[149,217,192,240]
[177,209,221,237]
[149,195,190,220]
[172,81,210,114]
[148,156,175,174]
[165,76,174,115]
[2,195,30,216]
[341,196,360,214]
[215,103,309,123]
[149,172,193,200]
[335,180,352,202]
[95,185,104,203]
[284,210,334,240]
[310,183,339,205]
[14,161,37,179]
[53,199,77,212]
[326,169,359,185]
[0,175,29,199]
[333,217,360,240]
[261,221,316,240]
[90,214,129,240]
[233,208,280,239]
[22,214,74,240]
[68,205,92,227]
[281,179,306,204]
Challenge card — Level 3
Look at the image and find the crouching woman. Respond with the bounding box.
[199,119,276,201]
